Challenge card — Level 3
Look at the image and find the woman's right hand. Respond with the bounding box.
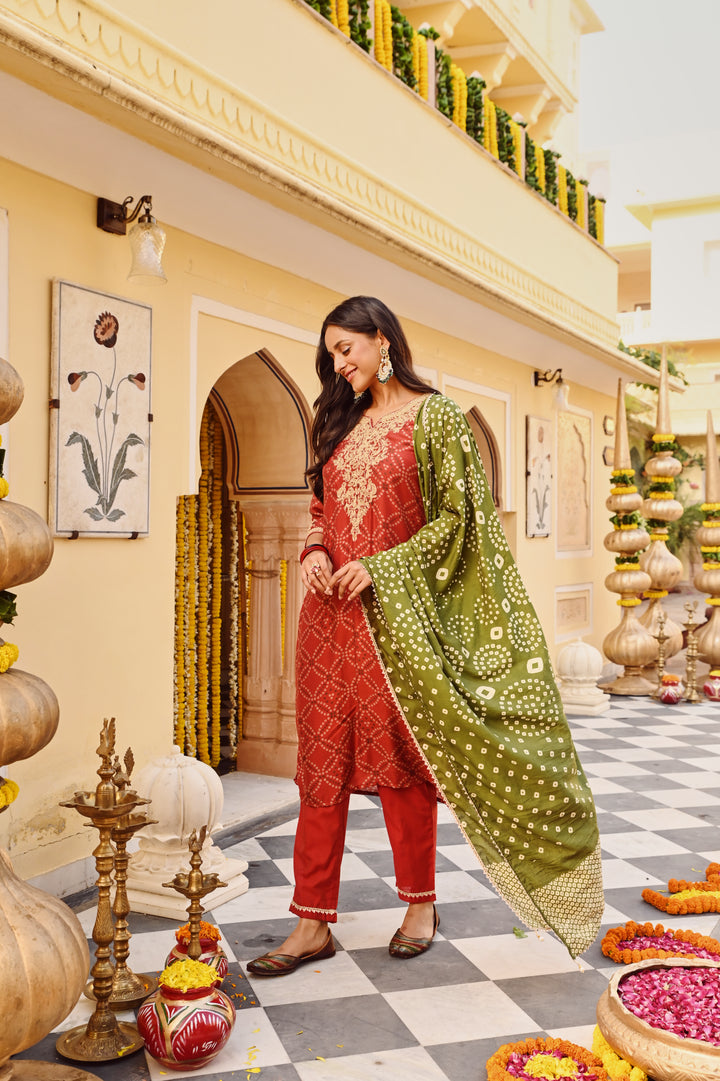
[301,550,333,596]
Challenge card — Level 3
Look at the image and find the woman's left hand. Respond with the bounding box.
[329,560,372,602]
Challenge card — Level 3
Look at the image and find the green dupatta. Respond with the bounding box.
[360,395,603,957]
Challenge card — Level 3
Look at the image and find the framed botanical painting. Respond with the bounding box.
[526,415,552,537]
[49,281,152,537]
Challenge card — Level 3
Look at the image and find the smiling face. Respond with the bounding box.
[324,325,388,395]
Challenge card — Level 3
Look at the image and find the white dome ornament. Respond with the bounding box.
[556,639,610,716]
[126,746,248,918]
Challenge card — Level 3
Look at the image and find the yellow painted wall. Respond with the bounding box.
[0,152,616,880]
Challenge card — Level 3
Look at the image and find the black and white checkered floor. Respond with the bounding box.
[17,695,720,1080]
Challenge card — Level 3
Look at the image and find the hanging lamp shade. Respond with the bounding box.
[128,213,167,283]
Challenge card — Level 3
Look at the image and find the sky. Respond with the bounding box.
[577,0,720,243]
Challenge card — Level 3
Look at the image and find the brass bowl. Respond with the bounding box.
[596,957,720,1081]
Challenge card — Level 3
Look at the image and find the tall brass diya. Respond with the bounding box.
[163,826,227,959]
[56,720,146,1064]
[82,748,157,1010]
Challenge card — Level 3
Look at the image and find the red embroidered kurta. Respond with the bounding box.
[295,397,434,806]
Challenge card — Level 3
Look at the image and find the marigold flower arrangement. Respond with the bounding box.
[0,777,19,810]
[158,957,219,991]
[486,1037,609,1080]
[643,875,720,915]
[601,920,720,964]
[591,1028,646,1081]
[175,920,221,945]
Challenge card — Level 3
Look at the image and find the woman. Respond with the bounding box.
[248,297,603,976]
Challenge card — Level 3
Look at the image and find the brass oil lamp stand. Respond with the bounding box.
[56,720,145,1064]
[684,602,700,704]
[83,748,158,1010]
[651,611,669,700]
[163,826,227,959]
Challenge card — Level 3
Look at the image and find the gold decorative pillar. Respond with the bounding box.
[0,355,100,1081]
[638,348,684,661]
[602,379,657,695]
[695,410,720,668]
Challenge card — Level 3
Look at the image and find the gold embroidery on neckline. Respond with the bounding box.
[334,397,427,540]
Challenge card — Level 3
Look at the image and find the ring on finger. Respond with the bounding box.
[311,564,321,576]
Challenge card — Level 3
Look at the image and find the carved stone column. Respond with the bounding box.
[237,500,306,777]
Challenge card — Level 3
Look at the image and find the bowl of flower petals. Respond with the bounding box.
[596,957,720,1081]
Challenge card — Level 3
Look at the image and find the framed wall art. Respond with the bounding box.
[49,280,152,537]
[525,415,552,537]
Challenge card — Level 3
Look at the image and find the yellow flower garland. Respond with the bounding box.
[0,777,19,809]
[382,0,392,71]
[337,0,350,36]
[280,559,288,669]
[210,414,223,767]
[483,99,498,158]
[576,179,586,229]
[228,500,240,752]
[174,496,186,748]
[185,494,198,757]
[535,143,546,192]
[196,412,211,765]
[0,642,19,672]
[451,64,467,130]
[595,199,605,244]
[0,478,9,499]
[558,165,568,215]
[329,0,338,28]
[592,1027,646,1081]
[417,33,428,101]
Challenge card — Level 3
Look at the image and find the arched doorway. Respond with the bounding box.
[173,350,312,776]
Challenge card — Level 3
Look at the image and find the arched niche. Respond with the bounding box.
[466,406,503,510]
[210,349,312,496]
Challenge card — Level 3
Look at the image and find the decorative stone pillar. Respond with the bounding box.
[557,639,609,715]
[241,503,283,745]
[602,379,657,695]
[126,746,248,919]
[695,410,720,669]
[237,500,307,776]
[276,504,308,747]
[638,349,684,663]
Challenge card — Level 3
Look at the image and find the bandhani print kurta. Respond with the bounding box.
[295,397,435,806]
[297,393,604,957]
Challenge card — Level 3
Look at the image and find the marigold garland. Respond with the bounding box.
[535,141,546,192]
[329,0,338,27]
[558,165,568,215]
[643,876,720,915]
[0,642,19,673]
[228,500,240,752]
[707,862,720,879]
[591,1027,646,1081]
[210,413,223,767]
[174,496,186,748]
[337,0,350,36]
[417,32,428,100]
[184,493,198,757]
[196,412,211,764]
[486,1037,608,1081]
[0,777,19,809]
[483,98,498,158]
[601,920,720,964]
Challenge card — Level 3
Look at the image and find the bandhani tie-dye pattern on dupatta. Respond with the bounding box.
[360,395,604,957]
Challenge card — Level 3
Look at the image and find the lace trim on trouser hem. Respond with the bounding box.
[398,888,436,901]
[290,900,338,923]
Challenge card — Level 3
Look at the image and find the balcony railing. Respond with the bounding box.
[618,309,653,342]
[301,0,605,243]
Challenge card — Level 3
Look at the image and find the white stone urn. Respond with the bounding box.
[126,746,248,918]
[556,639,610,715]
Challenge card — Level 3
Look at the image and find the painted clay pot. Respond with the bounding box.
[659,680,684,704]
[703,674,720,702]
[137,981,235,1071]
[165,938,229,981]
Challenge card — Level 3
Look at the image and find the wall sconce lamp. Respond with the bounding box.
[96,195,167,283]
[534,368,569,410]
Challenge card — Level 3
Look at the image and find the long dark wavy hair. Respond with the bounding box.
[307,296,437,499]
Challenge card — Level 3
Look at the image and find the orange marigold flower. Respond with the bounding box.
[175,920,221,944]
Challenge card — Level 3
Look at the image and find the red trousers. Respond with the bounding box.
[290,782,437,922]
